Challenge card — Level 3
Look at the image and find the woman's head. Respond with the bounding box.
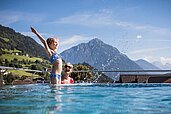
[46,38,59,50]
[64,62,73,73]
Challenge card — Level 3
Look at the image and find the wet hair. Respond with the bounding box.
[46,38,59,49]
[65,62,73,68]
[46,38,54,47]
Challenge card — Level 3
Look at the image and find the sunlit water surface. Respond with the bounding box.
[0,83,171,114]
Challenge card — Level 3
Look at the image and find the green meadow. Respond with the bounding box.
[9,70,39,77]
[0,54,43,62]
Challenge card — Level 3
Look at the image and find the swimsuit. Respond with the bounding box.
[61,77,74,84]
[50,53,61,64]
[49,53,61,80]
[50,74,61,80]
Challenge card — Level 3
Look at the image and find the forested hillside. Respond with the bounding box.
[0,24,48,59]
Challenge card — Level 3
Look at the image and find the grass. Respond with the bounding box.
[0,54,43,62]
[1,49,49,78]
[0,36,9,42]
[9,70,39,77]
[2,48,22,53]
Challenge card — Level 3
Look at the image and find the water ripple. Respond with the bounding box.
[0,83,171,114]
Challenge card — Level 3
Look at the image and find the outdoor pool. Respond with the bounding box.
[0,83,171,114]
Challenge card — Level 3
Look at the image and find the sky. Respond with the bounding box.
[0,0,171,65]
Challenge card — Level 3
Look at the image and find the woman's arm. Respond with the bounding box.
[30,27,52,57]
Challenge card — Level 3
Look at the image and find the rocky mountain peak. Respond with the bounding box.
[88,38,103,45]
[60,38,142,71]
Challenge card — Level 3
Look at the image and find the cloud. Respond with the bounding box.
[135,56,171,65]
[129,47,171,64]
[109,20,171,36]
[136,35,142,39]
[0,10,43,25]
[58,34,95,53]
[148,39,171,42]
[130,47,171,54]
[20,31,55,46]
[0,11,21,25]
[160,57,171,65]
[1,9,171,36]
[20,31,90,53]
[20,31,89,46]
[60,35,89,46]
[54,9,171,36]
[20,31,54,38]
[54,9,114,27]
[20,32,35,37]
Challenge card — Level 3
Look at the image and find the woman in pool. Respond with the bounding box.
[31,27,62,84]
[61,63,74,84]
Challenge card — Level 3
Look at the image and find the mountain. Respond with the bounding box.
[135,59,160,70]
[153,61,171,70]
[60,38,142,71]
[0,24,48,59]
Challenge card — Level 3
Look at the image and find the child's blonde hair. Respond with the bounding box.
[46,38,54,47]
[46,38,58,49]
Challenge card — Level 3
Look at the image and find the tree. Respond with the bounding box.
[35,60,41,64]
[71,63,94,82]
[13,58,18,62]
[3,73,18,85]
[30,65,37,70]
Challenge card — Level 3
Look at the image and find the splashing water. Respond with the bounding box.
[111,72,120,83]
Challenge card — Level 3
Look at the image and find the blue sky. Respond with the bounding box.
[1,0,171,64]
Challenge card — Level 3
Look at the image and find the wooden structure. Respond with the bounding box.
[119,73,171,83]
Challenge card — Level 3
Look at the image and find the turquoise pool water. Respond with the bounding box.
[0,83,171,114]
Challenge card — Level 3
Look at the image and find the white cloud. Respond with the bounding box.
[160,57,171,65]
[20,31,54,38]
[55,10,113,27]
[135,56,171,66]
[0,11,21,25]
[2,9,171,37]
[58,34,95,53]
[20,32,90,53]
[60,35,89,46]
[0,10,43,25]
[141,58,152,63]
[113,21,171,36]
[54,10,171,36]
[136,35,142,39]
[130,47,171,54]
[20,32,35,37]
[20,31,55,46]
[129,47,171,64]
[20,31,89,47]
[147,39,171,42]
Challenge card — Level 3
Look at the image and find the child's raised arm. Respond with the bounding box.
[30,27,52,57]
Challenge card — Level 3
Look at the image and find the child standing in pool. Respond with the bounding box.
[31,27,62,84]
